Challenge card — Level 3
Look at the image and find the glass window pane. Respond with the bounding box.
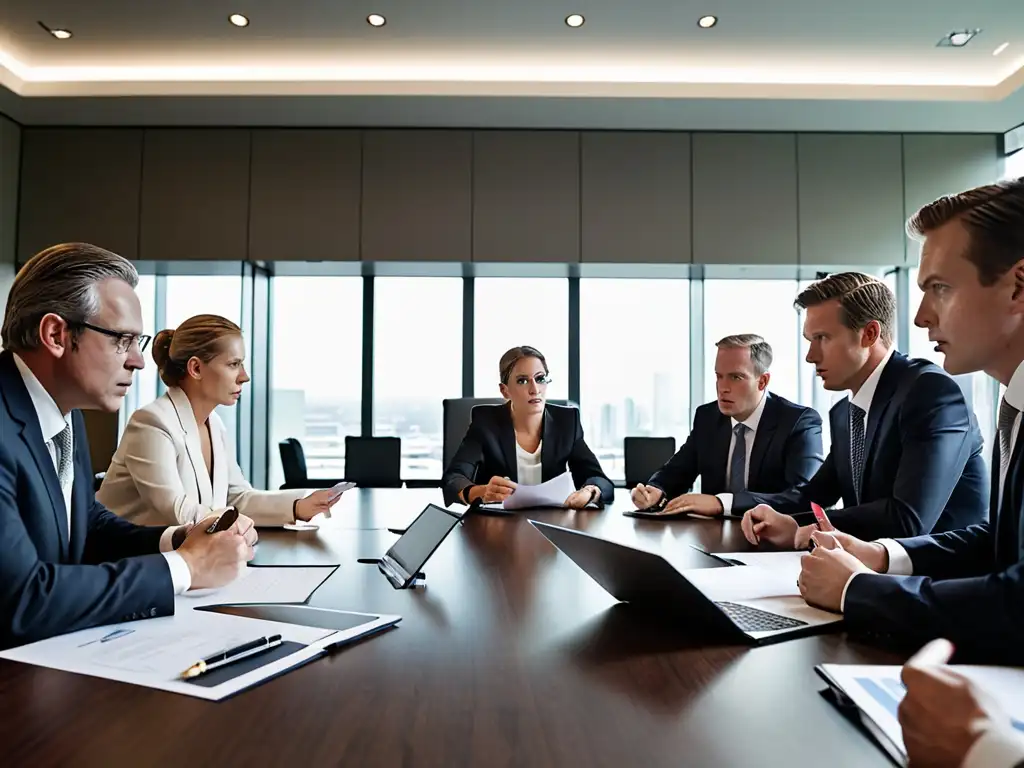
[164,274,245,449]
[703,280,801,406]
[474,278,569,401]
[120,274,159,433]
[269,277,363,489]
[374,277,462,480]
[580,278,689,482]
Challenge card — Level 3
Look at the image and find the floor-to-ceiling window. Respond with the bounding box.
[579,278,690,482]
[474,278,569,401]
[268,276,363,489]
[373,277,463,479]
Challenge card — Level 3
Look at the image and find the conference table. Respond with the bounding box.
[0,488,904,767]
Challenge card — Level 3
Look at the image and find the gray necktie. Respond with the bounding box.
[729,423,749,494]
[999,397,1020,482]
[850,403,866,504]
[55,422,73,489]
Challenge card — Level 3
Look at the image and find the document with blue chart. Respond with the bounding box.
[816,663,1024,766]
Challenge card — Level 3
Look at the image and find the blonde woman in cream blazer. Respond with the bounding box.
[98,315,341,527]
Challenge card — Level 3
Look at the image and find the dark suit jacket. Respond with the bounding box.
[751,353,988,540]
[844,431,1024,663]
[646,393,824,514]
[0,351,174,648]
[442,403,614,507]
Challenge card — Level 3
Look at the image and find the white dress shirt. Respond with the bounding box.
[716,391,769,514]
[13,354,192,594]
[516,441,543,486]
[850,347,896,420]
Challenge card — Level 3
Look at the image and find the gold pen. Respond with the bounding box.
[180,634,283,679]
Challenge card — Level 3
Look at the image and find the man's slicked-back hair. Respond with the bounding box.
[2,242,139,353]
[795,272,896,347]
[907,177,1024,286]
[716,333,773,376]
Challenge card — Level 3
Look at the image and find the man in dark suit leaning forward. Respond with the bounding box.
[0,242,256,649]
[632,334,824,517]
[742,272,988,548]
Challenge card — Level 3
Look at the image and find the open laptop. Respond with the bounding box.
[374,503,467,588]
[529,520,842,645]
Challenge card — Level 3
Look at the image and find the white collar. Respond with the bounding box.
[850,347,895,416]
[731,391,769,433]
[12,353,71,442]
[1003,359,1024,412]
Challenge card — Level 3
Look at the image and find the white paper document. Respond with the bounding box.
[176,565,336,609]
[818,663,1024,765]
[481,470,578,511]
[0,609,336,701]
[713,551,806,581]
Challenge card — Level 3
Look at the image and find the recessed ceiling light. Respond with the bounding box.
[367,14,386,27]
[228,14,249,28]
[697,15,718,29]
[994,42,1010,56]
[565,14,585,28]
[50,28,72,40]
[939,29,981,48]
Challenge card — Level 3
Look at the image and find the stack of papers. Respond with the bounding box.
[817,664,1024,765]
[481,471,579,511]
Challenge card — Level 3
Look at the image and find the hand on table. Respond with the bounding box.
[631,484,664,510]
[177,512,255,590]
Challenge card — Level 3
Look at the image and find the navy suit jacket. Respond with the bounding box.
[646,393,824,514]
[442,403,613,507]
[751,353,988,540]
[0,351,174,648]
[844,430,1024,663]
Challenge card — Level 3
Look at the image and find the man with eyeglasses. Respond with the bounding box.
[0,242,256,649]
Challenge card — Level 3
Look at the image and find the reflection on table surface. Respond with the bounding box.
[2,489,902,767]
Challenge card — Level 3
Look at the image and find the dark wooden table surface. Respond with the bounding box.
[0,488,904,767]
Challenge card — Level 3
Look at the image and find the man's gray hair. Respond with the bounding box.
[716,334,773,376]
[2,243,139,353]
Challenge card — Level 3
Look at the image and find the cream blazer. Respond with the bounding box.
[98,387,304,526]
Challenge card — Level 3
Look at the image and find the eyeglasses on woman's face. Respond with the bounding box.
[509,373,552,387]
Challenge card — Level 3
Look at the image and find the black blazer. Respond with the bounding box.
[646,393,824,514]
[442,403,614,507]
[844,427,1023,663]
[0,351,174,648]
[752,353,988,540]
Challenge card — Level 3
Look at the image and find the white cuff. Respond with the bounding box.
[161,552,192,594]
[962,725,1024,768]
[877,539,913,575]
[716,493,733,514]
[839,572,860,612]
[158,525,181,553]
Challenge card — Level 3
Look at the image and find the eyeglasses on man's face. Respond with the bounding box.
[73,321,152,355]
[509,373,552,387]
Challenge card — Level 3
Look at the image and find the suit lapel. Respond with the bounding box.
[167,388,214,505]
[209,416,229,506]
[497,403,518,483]
[747,395,778,488]
[996,426,1024,567]
[541,407,560,482]
[69,436,91,563]
[861,355,902,482]
[707,414,733,492]
[0,352,70,558]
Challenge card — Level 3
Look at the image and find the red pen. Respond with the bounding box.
[809,502,827,550]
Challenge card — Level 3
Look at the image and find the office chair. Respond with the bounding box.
[623,436,677,489]
[277,437,343,490]
[344,436,403,488]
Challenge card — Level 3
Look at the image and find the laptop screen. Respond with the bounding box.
[386,504,463,577]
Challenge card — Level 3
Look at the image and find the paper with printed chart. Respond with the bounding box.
[481,470,578,511]
[817,663,1024,766]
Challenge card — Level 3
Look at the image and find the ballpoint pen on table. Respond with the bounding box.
[180,634,283,679]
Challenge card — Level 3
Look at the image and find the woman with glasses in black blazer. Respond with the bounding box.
[442,345,614,509]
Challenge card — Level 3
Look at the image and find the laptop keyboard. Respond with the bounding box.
[715,601,809,632]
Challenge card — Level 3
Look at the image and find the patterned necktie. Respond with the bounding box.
[998,397,1020,484]
[849,403,866,504]
[55,422,73,490]
[729,423,749,494]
